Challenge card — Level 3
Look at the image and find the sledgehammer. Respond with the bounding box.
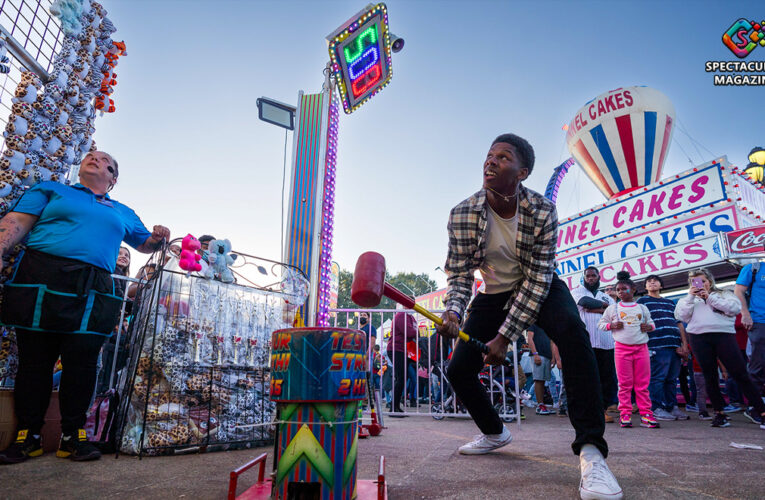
[351,251,492,355]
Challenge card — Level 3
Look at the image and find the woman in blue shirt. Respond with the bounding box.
[0,151,170,464]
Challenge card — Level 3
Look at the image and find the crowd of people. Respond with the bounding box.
[564,265,765,431]
[371,261,765,435]
[374,264,765,431]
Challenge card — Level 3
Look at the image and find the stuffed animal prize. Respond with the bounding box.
[178,234,202,273]
[206,239,236,284]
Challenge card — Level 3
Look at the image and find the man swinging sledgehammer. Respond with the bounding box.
[436,133,623,500]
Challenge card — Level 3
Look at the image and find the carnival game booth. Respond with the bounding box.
[556,86,765,291]
[116,246,308,456]
[555,156,765,291]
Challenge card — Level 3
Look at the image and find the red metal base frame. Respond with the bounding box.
[228,454,387,500]
[235,478,386,500]
[362,408,383,436]
[362,423,382,436]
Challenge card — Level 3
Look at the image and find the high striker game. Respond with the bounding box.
[284,3,394,327]
[256,4,399,499]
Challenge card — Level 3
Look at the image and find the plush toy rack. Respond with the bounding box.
[116,249,308,457]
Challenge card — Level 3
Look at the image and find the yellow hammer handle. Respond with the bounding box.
[411,304,478,347]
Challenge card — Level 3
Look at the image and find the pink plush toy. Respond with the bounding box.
[179,234,202,272]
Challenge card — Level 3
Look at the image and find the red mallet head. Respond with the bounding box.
[351,252,386,307]
[351,252,417,309]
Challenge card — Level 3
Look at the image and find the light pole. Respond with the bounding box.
[416,275,434,293]
[398,282,416,297]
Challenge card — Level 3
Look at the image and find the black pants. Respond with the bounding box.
[447,274,607,457]
[387,349,407,411]
[678,362,692,405]
[689,332,765,415]
[96,336,128,394]
[14,328,105,436]
[594,348,617,410]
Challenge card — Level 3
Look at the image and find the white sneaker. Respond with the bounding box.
[458,427,512,455]
[670,406,690,420]
[579,445,623,500]
[653,408,677,421]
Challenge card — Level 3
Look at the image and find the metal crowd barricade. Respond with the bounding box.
[106,274,139,391]
[330,308,523,429]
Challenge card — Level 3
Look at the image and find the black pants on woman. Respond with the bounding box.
[14,328,105,436]
[446,274,608,457]
[387,349,407,411]
[689,332,765,415]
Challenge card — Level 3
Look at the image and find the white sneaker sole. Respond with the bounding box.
[579,485,624,500]
[458,433,513,455]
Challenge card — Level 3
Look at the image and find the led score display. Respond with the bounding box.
[327,3,392,114]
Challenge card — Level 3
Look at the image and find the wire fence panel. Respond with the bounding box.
[0,0,62,132]
[330,308,524,425]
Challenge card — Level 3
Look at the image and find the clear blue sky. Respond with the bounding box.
[95,0,763,288]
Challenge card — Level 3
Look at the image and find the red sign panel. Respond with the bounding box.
[725,224,765,254]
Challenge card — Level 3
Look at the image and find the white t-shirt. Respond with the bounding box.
[598,301,655,345]
[479,204,524,294]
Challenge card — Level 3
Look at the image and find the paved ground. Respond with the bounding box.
[2,409,764,499]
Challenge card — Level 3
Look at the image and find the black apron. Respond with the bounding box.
[1,248,122,335]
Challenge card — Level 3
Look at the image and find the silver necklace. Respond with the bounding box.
[487,186,518,203]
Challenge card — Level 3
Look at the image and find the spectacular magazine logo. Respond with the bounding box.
[705,18,765,86]
[722,18,765,58]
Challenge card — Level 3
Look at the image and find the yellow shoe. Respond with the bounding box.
[57,429,101,461]
[0,429,43,464]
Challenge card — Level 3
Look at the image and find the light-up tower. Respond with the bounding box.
[284,3,396,326]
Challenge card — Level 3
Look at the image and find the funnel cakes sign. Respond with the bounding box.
[557,160,728,254]
[555,155,765,287]
[559,235,723,289]
[557,206,738,279]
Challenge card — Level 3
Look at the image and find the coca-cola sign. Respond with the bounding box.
[725,225,765,254]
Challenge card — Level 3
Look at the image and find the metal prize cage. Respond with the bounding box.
[116,243,308,456]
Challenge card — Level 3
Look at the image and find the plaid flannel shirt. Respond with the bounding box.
[444,185,559,341]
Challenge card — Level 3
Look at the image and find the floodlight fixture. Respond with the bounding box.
[257,97,297,130]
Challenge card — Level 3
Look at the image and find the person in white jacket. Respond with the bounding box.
[674,269,765,429]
